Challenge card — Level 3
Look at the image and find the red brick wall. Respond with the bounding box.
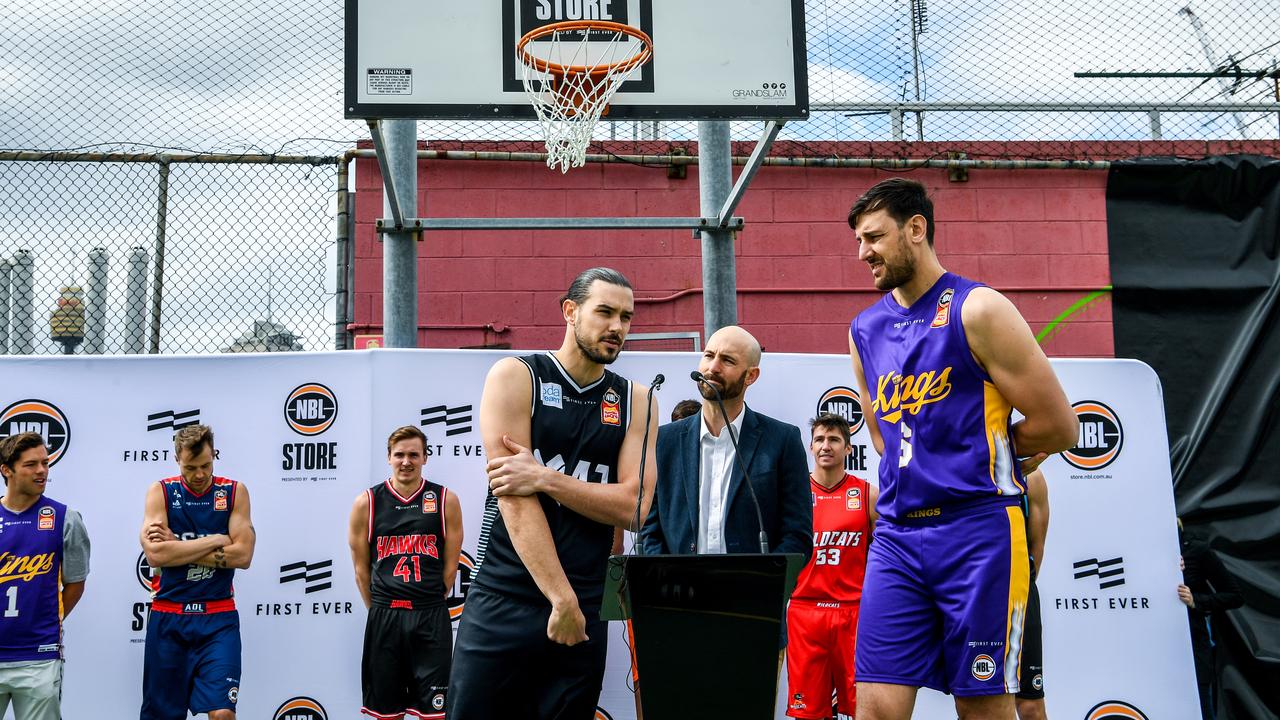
[352,143,1133,356]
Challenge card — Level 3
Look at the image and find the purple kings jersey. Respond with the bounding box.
[0,495,66,661]
[153,476,237,603]
[851,273,1024,523]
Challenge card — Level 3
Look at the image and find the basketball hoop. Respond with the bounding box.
[517,20,653,173]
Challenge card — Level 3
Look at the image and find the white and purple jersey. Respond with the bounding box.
[851,272,1024,523]
[0,495,66,661]
[153,476,237,604]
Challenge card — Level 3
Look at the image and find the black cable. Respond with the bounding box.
[631,373,663,555]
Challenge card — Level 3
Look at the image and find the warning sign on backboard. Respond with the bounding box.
[367,68,412,95]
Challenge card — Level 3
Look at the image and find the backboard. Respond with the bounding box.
[345,0,808,121]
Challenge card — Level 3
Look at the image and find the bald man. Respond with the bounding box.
[639,326,812,559]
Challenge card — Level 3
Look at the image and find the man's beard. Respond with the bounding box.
[575,325,622,365]
[697,372,747,402]
[872,245,916,291]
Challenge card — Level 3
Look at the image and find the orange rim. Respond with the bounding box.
[517,20,653,79]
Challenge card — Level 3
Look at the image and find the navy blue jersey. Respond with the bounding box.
[0,495,65,661]
[153,476,237,603]
[472,352,631,609]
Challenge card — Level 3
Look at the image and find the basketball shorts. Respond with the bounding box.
[785,601,858,719]
[141,607,241,720]
[1015,580,1044,700]
[362,603,452,720]
[447,586,607,720]
[854,501,1030,697]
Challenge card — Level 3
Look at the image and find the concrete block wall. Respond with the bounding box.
[349,140,1249,358]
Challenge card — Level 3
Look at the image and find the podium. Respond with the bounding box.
[602,553,804,719]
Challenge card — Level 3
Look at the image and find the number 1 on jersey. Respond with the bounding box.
[898,422,913,468]
[3,586,17,617]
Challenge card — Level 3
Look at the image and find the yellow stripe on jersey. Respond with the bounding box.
[983,382,1025,495]
[1003,505,1031,693]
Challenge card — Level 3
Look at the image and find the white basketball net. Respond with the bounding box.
[519,24,652,173]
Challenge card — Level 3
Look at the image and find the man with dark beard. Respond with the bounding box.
[846,178,1077,720]
[448,267,659,720]
[639,325,811,559]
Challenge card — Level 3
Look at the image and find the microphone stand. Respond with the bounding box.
[632,373,663,555]
[692,371,769,554]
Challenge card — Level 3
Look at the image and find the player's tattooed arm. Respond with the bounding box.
[140,482,230,568]
[191,484,256,569]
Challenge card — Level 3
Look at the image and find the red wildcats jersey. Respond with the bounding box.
[792,474,872,603]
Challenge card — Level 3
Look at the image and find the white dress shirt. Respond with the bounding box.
[697,407,746,554]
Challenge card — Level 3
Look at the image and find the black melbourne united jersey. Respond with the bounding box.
[472,352,632,608]
[367,479,449,608]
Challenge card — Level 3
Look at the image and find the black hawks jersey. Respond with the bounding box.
[472,352,632,609]
[367,478,450,609]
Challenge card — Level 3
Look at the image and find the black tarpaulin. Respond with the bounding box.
[1108,154,1280,720]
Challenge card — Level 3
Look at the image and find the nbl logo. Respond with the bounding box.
[284,383,338,436]
[136,552,156,592]
[970,654,996,681]
[1061,400,1123,471]
[1085,701,1149,720]
[448,550,477,622]
[816,387,865,435]
[0,400,70,466]
[273,696,327,720]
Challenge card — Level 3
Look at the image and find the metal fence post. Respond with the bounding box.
[11,249,34,354]
[334,156,352,350]
[0,257,10,353]
[698,121,737,337]
[85,247,108,353]
[149,161,170,354]
[1148,110,1163,140]
[126,246,150,354]
[381,120,418,349]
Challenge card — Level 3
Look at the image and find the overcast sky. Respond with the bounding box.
[0,0,1276,352]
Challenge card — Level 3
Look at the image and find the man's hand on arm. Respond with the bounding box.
[489,384,659,531]
[190,485,255,570]
[482,357,586,646]
[140,483,230,568]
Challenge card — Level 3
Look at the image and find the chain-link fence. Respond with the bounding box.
[3,0,1275,156]
[2,0,1277,353]
[0,155,340,354]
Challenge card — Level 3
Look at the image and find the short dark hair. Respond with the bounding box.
[387,425,428,454]
[809,413,852,443]
[671,399,701,422]
[561,267,633,306]
[847,178,935,246]
[173,425,214,459]
[0,432,47,484]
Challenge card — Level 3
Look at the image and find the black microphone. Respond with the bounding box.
[631,373,663,555]
[691,371,769,554]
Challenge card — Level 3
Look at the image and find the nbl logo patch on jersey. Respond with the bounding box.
[600,388,621,426]
[931,287,954,328]
[423,490,438,513]
[541,382,563,409]
[38,506,55,530]
[845,487,862,511]
[214,489,228,511]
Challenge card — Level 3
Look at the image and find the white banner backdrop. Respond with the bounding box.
[0,351,1197,720]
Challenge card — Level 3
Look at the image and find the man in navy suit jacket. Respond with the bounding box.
[639,326,812,560]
